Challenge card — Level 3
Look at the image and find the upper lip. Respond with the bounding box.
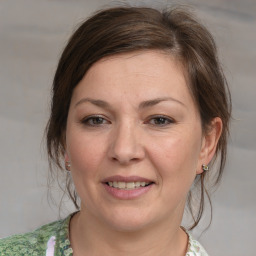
[102,175,154,183]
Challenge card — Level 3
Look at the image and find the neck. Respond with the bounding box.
[69,209,188,256]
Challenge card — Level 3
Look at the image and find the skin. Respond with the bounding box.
[65,50,222,256]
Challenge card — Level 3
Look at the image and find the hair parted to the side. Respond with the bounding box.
[46,5,231,230]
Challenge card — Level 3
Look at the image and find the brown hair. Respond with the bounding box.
[46,6,231,229]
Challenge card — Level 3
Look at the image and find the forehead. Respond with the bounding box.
[71,50,194,108]
[87,50,184,81]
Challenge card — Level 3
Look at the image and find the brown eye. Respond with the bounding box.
[148,116,174,126]
[91,117,105,124]
[82,116,109,126]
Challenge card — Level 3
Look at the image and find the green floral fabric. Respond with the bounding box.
[0,213,208,255]
[186,233,209,256]
[0,215,73,256]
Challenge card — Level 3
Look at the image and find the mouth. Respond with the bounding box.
[102,177,154,199]
[102,176,155,198]
[105,181,153,190]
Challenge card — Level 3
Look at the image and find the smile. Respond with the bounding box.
[106,181,152,190]
[102,175,155,199]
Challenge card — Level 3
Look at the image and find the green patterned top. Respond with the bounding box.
[0,214,209,256]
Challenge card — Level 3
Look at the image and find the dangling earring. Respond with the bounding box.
[65,161,71,171]
[202,164,209,172]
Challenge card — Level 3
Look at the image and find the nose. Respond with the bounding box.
[108,121,145,165]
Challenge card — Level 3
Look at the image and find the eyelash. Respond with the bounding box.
[81,115,110,126]
[146,115,175,126]
[81,115,175,127]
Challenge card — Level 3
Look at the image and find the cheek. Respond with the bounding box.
[149,133,201,191]
[66,130,107,179]
[65,131,109,205]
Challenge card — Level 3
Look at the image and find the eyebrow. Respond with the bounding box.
[138,97,186,109]
[75,97,186,109]
[75,98,110,108]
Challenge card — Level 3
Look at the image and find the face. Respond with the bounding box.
[65,50,209,232]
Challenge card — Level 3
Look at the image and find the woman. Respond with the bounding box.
[0,5,231,256]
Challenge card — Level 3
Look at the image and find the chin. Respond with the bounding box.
[101,207,158,233]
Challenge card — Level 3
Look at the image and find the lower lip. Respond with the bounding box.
[103,183,154,200]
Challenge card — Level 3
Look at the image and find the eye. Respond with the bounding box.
[147,116,174,126]
[81,115,110,126]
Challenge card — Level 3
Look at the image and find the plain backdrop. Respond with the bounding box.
[0,0,255,255]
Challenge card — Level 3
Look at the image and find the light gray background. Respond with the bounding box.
[0,0,255,255]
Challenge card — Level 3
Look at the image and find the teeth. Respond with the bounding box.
[113,181,118,188]
[107,181,151,190]
[126,182,135,189]
[135,181,140,187]
[119,182,125,189]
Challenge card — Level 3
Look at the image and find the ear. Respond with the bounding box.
[196,117,223,174]
[64,152,70,162]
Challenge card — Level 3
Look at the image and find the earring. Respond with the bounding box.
[65,161,71,171]
[202,164,209,172]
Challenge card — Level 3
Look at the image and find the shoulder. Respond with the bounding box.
[186,233,209,256]
[0,218,65,256]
